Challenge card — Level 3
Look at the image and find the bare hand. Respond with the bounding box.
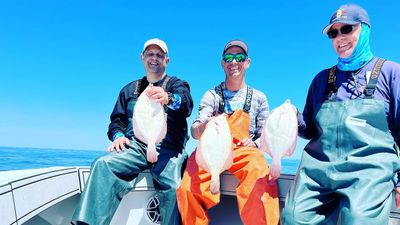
[107,137,130,153]
[146,86,168,105]
[396,187,400,208]
[192,117,217,140]
[239,137,256,148]
[206,113,227,127]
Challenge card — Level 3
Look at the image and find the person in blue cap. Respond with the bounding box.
[282,4,400,225]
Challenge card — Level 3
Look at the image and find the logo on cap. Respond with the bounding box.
[336,9,343,18]
[322,4,370,34]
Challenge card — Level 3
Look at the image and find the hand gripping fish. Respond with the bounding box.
[260,100,298,179]
[132,86,167,163]
[196,115,233,195]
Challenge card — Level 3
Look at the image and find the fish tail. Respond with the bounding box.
[270,158,282,180]
[146,142,159,163]
[210,174,220,195]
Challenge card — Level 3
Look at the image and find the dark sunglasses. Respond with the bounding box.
[143,51,166,59]
[222,53,247,63]
[327,25,355,39]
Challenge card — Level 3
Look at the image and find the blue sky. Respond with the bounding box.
[1,1,399,159]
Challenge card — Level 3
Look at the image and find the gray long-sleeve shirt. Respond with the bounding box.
[194,82,269,144]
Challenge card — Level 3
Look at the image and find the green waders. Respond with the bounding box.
[282,60,400,225]
[72,138,187,225]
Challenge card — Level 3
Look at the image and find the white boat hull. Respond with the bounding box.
[1,167,400,225]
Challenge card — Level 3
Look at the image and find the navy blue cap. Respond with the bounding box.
[322,4,370,34]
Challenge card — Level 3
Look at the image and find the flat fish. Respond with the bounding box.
[260,100,298,179]
[196,115,233,194]
[132,87,167,163]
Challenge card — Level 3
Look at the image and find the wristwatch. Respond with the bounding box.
[167,92,175,105]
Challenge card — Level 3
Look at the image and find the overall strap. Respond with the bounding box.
[135,75,170,98]
[325,65,337,101]
[216,83,225,113]
[243,86,253,113]
[161,75,171,91]
[364,58,386,98]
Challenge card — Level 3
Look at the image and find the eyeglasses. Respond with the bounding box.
[327,25,355,39]
[222,53,247,63]
[143,51,166,59]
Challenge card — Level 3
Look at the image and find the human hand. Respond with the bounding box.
[146,85,169,105]
[195,117,213,138]
[396,187,400,208]
[107,137,130,153]
[206,114,229,131]
[193,116,222,139]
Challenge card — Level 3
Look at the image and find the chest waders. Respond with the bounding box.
[72,75,187,225]
[177,85,280,225]
[282,59,400,225]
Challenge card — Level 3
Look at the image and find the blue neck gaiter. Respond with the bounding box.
[337,24,374,71]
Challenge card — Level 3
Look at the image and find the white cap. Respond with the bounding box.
[142,38,168,54]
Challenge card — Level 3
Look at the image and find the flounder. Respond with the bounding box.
[260,100,298,179]
[196,115,233,194]
[133,86,167,163]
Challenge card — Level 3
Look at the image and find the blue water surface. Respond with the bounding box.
[0,146,300,174]
[0,146,106,171]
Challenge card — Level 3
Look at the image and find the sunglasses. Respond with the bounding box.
[222,53,247,63]
[143,51,166,59]
[327,25,355,39]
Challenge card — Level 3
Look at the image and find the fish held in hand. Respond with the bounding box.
[196,115,233,195]
[260,99,298,180]
[133,88,167,163]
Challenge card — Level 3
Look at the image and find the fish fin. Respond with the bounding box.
[221,147,233,171]
[132,95,149,144]
[132,113,146,144]
[155,114,167,144]
[285,133,298,156]
[259,126,272,156]
[195,147,211,172]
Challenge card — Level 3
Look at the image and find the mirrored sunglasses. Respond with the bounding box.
[222,53,247,63]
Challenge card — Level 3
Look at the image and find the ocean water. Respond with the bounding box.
[0,146,107,171]
[0,146,300,174]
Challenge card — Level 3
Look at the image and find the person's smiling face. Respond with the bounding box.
[141,45,169,75]
[330,23,361,58]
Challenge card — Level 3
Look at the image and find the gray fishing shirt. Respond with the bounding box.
[194,82,269,144]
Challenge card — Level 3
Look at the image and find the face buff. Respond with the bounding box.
[337,24,374,71]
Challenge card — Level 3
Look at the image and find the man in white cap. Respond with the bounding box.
[71,38,193,225]
[282,4,400,225]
